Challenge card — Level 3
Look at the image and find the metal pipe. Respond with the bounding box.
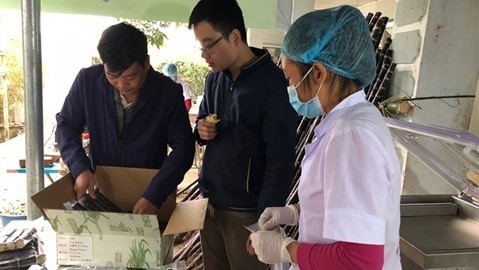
[21,0,43,220]
[0,51,9,141]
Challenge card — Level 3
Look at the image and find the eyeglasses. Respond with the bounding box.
[199,32,230,53]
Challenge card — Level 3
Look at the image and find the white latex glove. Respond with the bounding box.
[250,231,295,264]
[258,204,299,231]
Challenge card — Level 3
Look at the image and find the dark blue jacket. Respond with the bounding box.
[195,48,297,215]
[56,65,195,208]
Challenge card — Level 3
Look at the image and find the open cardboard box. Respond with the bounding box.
[31,166,207,268]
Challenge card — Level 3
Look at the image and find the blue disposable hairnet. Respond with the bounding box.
[282,5,376,88]
[162,63,178,77]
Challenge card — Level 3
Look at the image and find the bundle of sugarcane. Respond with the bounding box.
[63,189,121,212]
[173,231,202,269]
[173,179,203,269]
[365,12,396,106]
[0,226,45,269]
[174,11,396,268]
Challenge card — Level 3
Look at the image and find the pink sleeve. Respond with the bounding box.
[297,241,384,270]
[184,99,192,112]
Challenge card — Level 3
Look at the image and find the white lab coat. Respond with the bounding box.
[293,91,402,270]
[174,76,192,101]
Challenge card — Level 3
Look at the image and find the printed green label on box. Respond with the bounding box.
[45,209,163,268]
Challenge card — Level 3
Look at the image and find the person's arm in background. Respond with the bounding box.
[180,77,192,112]
[140,83,195,212]
[184,99,192,112]
[257,74,297,216]
[55,68,95,199]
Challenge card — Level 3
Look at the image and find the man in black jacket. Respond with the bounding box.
[55,23,195,215]
[189,1,297,269]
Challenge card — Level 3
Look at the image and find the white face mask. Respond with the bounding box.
[287,67,325,118]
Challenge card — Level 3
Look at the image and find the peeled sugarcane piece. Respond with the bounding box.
[466,170,479,187]
[205,113,220,124]
[13,228,37,249]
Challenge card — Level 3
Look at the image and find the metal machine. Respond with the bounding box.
[386,118,479,270]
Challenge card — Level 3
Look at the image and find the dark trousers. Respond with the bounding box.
[200,204,268,270]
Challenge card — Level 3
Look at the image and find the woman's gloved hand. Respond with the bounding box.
[258,204,299,231]
[249,231,295,264]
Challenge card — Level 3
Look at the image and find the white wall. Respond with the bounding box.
[357,0,396,19]
[391,0,479,195]
[469,76,479,136]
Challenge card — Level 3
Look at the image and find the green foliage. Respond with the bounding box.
[127,239,151,268]
[0,38,24,122]
[119,19,170,49]
[157,61,210,99]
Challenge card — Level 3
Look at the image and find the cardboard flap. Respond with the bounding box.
[163,198,208,235]
[31,174,75,217]
[94,166,158,212]
[32,166,177,223]
[95,166,176,221]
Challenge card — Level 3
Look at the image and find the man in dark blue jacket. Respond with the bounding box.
[189,1,297,269]
[55,23,195,215]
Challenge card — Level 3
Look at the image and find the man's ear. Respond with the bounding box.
[312,63,328,87]
[143,55,150,69]
[230,29,241,47]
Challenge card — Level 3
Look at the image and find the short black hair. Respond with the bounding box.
[188,0,247,43]
[97,22,147,73]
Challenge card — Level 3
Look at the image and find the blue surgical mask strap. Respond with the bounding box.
[287,66,326,119]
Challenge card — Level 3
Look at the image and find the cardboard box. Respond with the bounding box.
[31,166,207,268]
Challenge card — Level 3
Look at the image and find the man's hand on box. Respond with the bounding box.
[75,170,96,200]
[133,197,158,214]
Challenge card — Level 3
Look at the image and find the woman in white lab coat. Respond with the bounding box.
[248,5,402,270]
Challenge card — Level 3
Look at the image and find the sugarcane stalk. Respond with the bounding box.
[181,186,201,202]
[365,13,373,24]
[187,251,203,270]
[95,189,122,212]
[372,63,397,105]
[190,258,204,270]
[367,63,389,102]
[368,12,382,31]
[177,179,199,195]
[174,232,200,261]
